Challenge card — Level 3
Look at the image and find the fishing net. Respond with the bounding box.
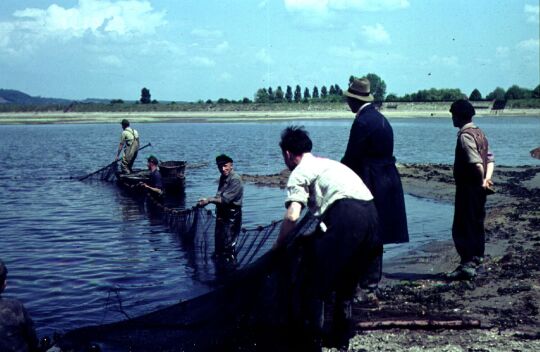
[65,163,320,351]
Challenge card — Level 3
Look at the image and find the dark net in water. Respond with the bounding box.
[65,163,320,351]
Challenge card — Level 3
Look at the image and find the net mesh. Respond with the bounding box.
[64,163,319,351]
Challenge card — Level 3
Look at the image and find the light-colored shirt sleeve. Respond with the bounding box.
[285,170,311,208]
[460,133,482,164]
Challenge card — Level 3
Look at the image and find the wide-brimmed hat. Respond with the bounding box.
[343,77,374,102]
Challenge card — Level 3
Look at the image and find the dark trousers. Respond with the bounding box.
[215,206,242,259]
[292,199,381,350]
[452,184,487,264]
[359,251,383,290]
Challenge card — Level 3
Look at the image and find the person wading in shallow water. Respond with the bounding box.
[341,77,409,304]
[274,126,381,352]
[198,154,243,264]
[0,259,39,352]
[447,99,495,280]
[115,119,140,174]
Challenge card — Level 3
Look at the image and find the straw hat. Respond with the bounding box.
[343,77,374,102]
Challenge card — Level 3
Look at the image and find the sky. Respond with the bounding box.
[0,0,538,102]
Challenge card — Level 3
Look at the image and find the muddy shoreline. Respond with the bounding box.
[242,163,540,351]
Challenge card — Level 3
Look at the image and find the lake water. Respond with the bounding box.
[0,116,538,338]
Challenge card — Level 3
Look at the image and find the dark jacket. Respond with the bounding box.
[0,296,38,352]
[342,104,409,244]
[216,171,243,219]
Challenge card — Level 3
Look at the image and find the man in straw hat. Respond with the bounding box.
[115,119,140,174]
[341,76,409,304]
[198,154,244,264]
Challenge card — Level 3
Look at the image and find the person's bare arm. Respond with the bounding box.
[273,201,302,249]
[483,162,494,188]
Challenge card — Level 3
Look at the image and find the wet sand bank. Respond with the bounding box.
[0,108,538,124]
[242,163,540,351]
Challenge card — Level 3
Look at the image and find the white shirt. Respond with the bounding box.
[285,153,373,216]
[120,127,139,146]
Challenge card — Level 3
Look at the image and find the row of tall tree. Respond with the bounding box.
[254,84,344,104]
[135,76,539,105]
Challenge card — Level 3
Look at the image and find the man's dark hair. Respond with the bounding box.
[450,99,475,120]
[215,154,233,166]
[147,155,159,165]
[121,119,130,128]
[280,126,313,155]
[0,259,7,285]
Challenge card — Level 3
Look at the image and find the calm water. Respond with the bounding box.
[0,116,538,337]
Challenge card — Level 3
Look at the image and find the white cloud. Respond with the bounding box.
[517,38,540,52]
[284,0,410,13]
[256,48,274,64]
[191,28,223,38]
[12,0,166,37]
[215,41,229,53]
[361,23,390,44]
[190,56,215,67]
[98,54,122,67]
[524,4,539,24]
[0,22,15,49]
[496,46,510,57]
[219,72,232,81]
[429,55,459,67]
[328,45,375,61]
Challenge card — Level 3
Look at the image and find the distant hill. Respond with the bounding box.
[0,89,73,105]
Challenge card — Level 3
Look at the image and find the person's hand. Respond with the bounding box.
[482,178,493,189]
[530,147,540,160]
[197,198,209,207]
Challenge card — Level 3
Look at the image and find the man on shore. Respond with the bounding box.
[274,126,381,351]
[0,259,39,352]
[341,77,408,301]
[447,99,495,280]
[198,154,243,263]
[115,119,140,174]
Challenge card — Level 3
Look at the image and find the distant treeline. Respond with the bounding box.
[1,74,538,113]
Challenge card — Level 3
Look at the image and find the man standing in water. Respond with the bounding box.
[341,77,408,302]
[274,126,381,351]
[198,154,243,263]
[447,99,494,280]
[0,259,39,352]
[115,119,140,174]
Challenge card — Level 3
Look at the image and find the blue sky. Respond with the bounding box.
[0,0,538,101]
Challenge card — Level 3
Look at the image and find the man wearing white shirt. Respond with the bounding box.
[275,126,381,351]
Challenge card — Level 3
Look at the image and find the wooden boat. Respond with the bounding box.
[116,160,186,194]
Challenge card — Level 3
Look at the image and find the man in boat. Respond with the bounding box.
[115,119,140,174]
[274,126,381,351]
[447,99,495,280]
[341,76,408,304]
[139,155,163,196]
[0,259,39,352]
[197,154,243,262]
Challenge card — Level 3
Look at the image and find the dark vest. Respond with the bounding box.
[454,126,489,185]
